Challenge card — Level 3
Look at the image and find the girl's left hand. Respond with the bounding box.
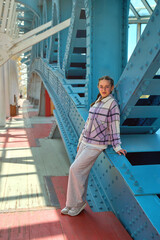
[117,149,127,156]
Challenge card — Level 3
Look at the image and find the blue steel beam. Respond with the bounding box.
[84,0,130,107]
[48,2,58,64]
[58,0,72,68]
[116,1,160,134]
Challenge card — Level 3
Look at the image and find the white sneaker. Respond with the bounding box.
[68,203,86,216]
[61,206,71,215]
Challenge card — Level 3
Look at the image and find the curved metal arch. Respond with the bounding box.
[29,70,44,84]
[15,0,40,18]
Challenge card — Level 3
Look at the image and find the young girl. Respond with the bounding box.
[61,76,126,216]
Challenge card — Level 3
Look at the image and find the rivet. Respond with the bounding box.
[129,174,134,180]
[141,36,144,41]
[134,231,137,237]
[145,61,149,67]
[155,44,158,49]
[140,65,144,70]
[151,16,154,22]
[147,30,150,36]
[125,169,130,174]
[149,49,153,54]
[155,9,159,16]
[137,228,141,233]
[121,163,127,169]
[138,48,141,54]
[133,52,136,56]
[137,187,143,193]
[134,181,139,186]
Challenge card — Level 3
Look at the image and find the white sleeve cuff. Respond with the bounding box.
[113,144,122,152]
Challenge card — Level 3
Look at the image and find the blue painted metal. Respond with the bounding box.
[48,2,58,64]
[62,0,86,79]
[58,0,72,68]
[116,2,160,134]
[26,0,160,239]
[84,0,130,107]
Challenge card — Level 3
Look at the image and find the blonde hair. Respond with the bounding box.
[90,76,114,107]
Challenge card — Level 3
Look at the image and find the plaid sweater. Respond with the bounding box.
[78,94,122,152]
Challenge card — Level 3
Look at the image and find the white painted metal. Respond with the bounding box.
[0,65,6,126]
[0,1,4,25]
[137,23,141,42]
[6,0,14,34]
[13,21,52,45]
[22,59,30,64]
[130,3,140,18]
[0,18,70,66]
[4,61,10,117]
[13,12,18,38]
[141,0,153,14]
[10,4,16,37]
[1,0,10,32]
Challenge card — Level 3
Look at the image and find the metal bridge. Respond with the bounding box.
[0,0,160,239]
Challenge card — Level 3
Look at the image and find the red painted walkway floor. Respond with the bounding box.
[0,102,133,239]
[0,176,132,240]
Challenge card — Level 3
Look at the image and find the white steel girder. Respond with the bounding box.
[0,18,70,66]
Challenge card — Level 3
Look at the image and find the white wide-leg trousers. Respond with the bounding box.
[66,143,103,208]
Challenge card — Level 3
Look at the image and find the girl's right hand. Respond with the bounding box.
[77,146,79,152]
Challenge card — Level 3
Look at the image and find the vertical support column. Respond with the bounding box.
[85,0,130,106]
[45,89,51,116]
[137,23,141,43]
[58,0,72,68]
[38,81,46,116]
[0,66,6,126]
[4,61,10,117]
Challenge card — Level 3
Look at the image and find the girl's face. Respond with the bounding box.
[98,79,114,98]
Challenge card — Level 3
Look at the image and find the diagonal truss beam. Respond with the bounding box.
[141,0,153,14]
[13,20,52,45]
[0,18,70,66]
[130,3,140,18]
